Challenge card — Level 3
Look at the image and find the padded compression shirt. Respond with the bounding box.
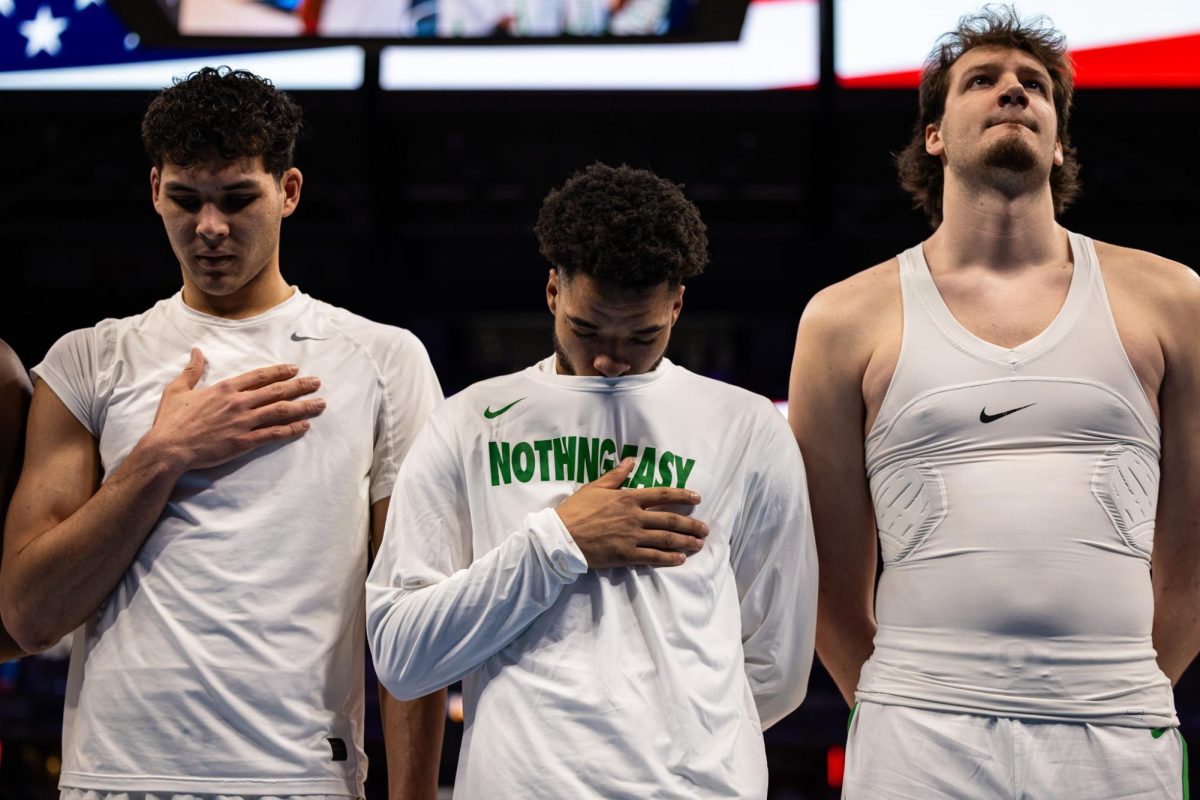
[858,232,1175,727]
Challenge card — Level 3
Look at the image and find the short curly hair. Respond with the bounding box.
[141,66,303,178]
[535,163,709,290]
[896,5,1081,228]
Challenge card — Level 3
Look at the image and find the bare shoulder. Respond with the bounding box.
[798,257,901,345]
[793,257,901,404]
[0,340,31,397]
[1094,241,1200,309]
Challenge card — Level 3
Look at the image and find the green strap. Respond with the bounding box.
[1178,729,1190,800]
[847,702,860,734]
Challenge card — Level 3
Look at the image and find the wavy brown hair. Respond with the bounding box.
[142,66,303,178]
[896,5,1081,228]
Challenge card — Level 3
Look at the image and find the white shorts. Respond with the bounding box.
[844,701,1187,799]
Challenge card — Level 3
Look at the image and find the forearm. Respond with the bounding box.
[368,508,583,700]
[741,526,819,728]
[816,607,877,706]
[2,438,184,651]
[746,621,815,729]
[1153,578,1200,684]
[380,685,446,800]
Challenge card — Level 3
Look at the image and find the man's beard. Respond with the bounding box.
[553,331,576,375]
[982,134,1039,172]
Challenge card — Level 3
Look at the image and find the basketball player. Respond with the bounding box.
[368,163,818,799]
[1,68,444,798]
[789,8,1200,797]
[0,339,33,661]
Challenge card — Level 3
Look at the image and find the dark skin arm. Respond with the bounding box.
[371,497,446,800]
[0,340,33,661]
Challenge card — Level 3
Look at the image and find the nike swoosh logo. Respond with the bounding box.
[290,332,328,342]
[484,398,525,419]
[979,403,1036,423]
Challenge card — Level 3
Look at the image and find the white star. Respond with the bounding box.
[0,0,14,18]
[19,6,69,58]
[76,0,104,9]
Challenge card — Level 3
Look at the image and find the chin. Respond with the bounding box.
[982,138,1040,172]
[187,271,251,298]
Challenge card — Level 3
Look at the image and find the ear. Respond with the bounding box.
[1053,137,1064,167]
[671,284,685,326]
[150,166,163,215]
[546,269,560,316]
[925,122,945,158]
[280,167,303,218]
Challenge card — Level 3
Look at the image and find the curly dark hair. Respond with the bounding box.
[535,163,709,290]
[141,66,303,178]
[896,5,1081,228]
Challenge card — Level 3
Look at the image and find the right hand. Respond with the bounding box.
[556,458,708,569]
[142,348,325,470]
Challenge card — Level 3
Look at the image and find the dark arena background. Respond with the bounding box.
[2,0,1199,796]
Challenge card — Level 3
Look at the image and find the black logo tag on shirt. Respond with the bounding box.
[328,737,348,761]
[979,403,1036,423]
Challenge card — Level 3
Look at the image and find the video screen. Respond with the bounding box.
[836,0,1200,88]
[0,0,364,89]
[379,0,819,90]
[176,0,694,39]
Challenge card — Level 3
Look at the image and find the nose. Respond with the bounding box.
[998,82,1029,109]
[593,352,631,378]
[195,203,229,245]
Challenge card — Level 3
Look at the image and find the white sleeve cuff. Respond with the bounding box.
[526,507,588,581]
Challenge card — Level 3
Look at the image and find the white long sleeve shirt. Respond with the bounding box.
[367,356,817,799]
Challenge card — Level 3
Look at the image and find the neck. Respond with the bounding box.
[181,262,294,320]
[926,175,1067,272]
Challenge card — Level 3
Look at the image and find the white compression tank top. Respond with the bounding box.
[858,231,1176,727]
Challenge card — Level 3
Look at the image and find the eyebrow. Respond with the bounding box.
[962,62,1053,85]
[566,315,665,336]
[163,180,262,192]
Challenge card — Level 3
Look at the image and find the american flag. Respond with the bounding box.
[0,0,362,88]
[0,0,199,73]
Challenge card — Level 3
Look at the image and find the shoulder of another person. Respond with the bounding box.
[0,340,28,389]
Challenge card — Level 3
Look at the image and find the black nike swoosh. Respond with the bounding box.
[290,332,328,342]
[979,403,1036,423]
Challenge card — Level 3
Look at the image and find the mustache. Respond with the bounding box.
[986,114,1039,132]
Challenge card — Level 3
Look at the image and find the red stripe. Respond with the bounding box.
[839,68,921,88]
[840,32,1200,88]
[1072,32,1200,87]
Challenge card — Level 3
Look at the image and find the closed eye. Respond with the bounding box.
[222,194,258,212]
[169,194,201,211]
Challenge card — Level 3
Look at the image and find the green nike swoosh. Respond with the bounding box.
[483,398,526,419]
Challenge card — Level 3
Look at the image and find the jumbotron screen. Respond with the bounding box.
[379,0,818,90]
[177,0,699,39]
[0,0,364,89]
[836,0,1200,88]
